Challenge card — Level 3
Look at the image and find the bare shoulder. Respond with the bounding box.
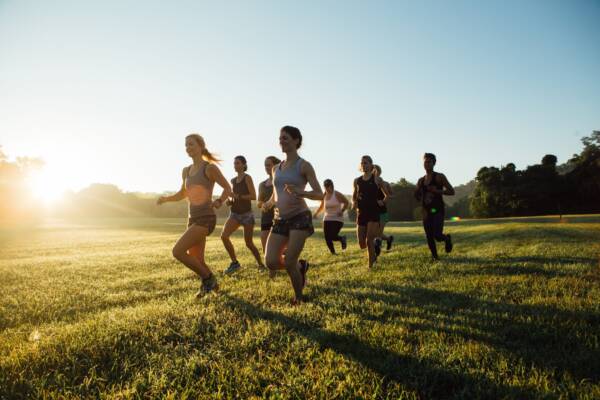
[300,159,315,175]
[205,163,220,179]
[181,166,190,179]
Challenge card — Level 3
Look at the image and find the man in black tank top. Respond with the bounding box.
[414,153,455,260]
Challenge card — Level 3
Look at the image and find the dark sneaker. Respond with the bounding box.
[224,261,241,275]
[374,238,382,257]
[340,235,347,250]
[257,264,267,273]
[386,235,394,251]
[445,234,453,253]
[196,274,219,298]
[299,259,309,288]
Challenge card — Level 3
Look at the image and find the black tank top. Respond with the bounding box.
[356,174,380,214]
[231,175,251,213]
[421,172,444,214]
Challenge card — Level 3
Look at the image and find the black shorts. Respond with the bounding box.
[271,210,314,237]
[187,215,217,235]
[261,222,273,232]
[357,211,380,227]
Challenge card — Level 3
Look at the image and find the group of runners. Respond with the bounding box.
[157,126,455,304]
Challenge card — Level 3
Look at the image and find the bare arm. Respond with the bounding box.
[241,175,257,201]
[257,181,266,208]
[285,161,323,201]
[206,164,232,208]
[414,178,423,200]
[383,182,393,204]
[375,176,390,200]
[441,174,455,196]
[352,178,359,209]
[336,191,349,212]
[157,167,188,205]
[313,198,325,218]
[299,161,323,200]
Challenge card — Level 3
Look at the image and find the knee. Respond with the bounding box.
[265,253,279,270]
[245,239,254,249]
[220,232,230,242]
[172,246,183,260]
[284,257,298,270]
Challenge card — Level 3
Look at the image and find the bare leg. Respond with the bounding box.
[172,225,211,279]
[265,233,288,272]
[220,217,241,263]
[366,221,380,268]
[260,230,270,253]
[243,223,264,267]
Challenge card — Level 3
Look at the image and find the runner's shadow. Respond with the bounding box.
[221,294,539,399]
[310,282,600,384]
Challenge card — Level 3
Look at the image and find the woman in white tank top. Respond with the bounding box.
[313,179,349,254]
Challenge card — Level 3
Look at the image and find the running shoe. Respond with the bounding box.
[299,259,309,288]
[340,235,347,250]
[445,234,453,253]
[374,238,382,257]
[196,274,219,298]
[224,261,241,275]
[386,235,394,251]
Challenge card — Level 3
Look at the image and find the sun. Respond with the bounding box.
[26,169,67,206]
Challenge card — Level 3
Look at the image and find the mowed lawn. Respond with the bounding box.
[0,216,599,399]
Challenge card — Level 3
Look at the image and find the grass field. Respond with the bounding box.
[1,216,599,399]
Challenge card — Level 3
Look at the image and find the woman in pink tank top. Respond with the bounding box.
[313,179,349,254]
[157,134,232,298]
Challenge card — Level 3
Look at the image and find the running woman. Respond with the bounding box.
[414,153,455,260]
[313,179,349,254]
[157,133,231,297]
[257,156,281,253]
[373,164,394,254]
[352,155,389,268]
[264,126,323,305]
[221,156,265,274]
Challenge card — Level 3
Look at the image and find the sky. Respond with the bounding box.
[1,0,599,198]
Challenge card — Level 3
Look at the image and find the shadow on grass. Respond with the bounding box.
[310,282,600,385]
[221,294,540,399]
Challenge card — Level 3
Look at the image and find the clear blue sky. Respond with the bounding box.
[1,0,599,196]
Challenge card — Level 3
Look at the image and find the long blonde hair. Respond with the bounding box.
[186,133,221,163]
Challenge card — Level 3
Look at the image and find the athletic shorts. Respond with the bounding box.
[271,210,314,237]
[357,211,380,227]
[261,212,274,231]
[188,214,217,235]
[380,212,390,224]
[229,211,255,226]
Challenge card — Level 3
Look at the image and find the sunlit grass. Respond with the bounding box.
[1,216,599,398]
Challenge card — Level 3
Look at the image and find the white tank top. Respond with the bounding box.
[324,191,344,222]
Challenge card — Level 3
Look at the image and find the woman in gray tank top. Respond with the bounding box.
[220,156,265,275]
[263,126,323,305]
[157,134,232,297]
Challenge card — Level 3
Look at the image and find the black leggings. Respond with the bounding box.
[323,221,344,254]
[423,212,447,258]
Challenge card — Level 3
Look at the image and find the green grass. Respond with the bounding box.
[1,216,599,399]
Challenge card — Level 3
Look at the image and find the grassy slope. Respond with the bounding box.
[0,216,599,399]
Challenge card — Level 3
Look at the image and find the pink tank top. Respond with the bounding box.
[324,192,344,222]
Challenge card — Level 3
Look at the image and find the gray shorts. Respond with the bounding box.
[229,211,255,226]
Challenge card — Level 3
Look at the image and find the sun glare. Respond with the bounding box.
[26,169,67,206]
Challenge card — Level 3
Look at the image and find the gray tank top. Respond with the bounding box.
[273,157,309,219]
[185,163,215,218]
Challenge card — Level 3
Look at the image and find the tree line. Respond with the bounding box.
[1,131,598,222]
